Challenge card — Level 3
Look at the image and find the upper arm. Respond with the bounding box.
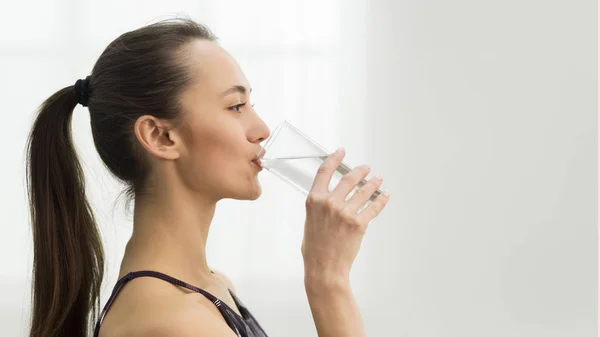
[211,269,236,293]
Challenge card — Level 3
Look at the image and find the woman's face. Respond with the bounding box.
[175,39,270,201]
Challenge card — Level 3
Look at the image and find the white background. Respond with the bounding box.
[0,0,596,336]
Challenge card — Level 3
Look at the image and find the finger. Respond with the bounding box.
[309,148,345,194]
[345,175,384,213]
[357,191,391,223]
[331,165,371,200]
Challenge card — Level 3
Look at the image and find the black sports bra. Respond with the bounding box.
[93,270,268,337]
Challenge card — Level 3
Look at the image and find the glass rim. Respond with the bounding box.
[257,120,330,159]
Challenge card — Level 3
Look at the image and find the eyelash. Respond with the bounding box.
[228,102,255,112]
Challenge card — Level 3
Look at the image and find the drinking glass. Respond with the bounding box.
[257,121,382,208]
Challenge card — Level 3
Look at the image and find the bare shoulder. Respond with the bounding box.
[98,276,236,337]
[211,269,237,293]
[138,304,239,337]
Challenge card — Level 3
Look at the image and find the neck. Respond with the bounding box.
[120,182,218,286]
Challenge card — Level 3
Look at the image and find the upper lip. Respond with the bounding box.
[254,149,265,161]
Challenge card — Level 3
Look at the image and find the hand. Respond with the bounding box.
[301,148,390,287]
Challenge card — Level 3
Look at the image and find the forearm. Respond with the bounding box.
[305,274,366,337]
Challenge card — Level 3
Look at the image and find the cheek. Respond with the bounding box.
[185,130,248,187]
[195,134,243,168]
[196,154,254,198]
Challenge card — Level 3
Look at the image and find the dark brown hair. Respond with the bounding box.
[25,18,216,337]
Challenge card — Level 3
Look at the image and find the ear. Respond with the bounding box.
[134,115,182,160]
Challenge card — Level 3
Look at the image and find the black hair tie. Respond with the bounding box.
[74,76,91,107]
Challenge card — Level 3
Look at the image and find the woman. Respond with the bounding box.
[26,18,390,337]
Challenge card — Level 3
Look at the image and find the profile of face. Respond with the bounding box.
[136,39,270,201]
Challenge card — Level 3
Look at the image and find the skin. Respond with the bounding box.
[98,39,390,337]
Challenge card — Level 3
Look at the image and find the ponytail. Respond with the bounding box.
[26,86,104,337]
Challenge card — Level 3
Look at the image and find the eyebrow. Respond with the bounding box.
[221,85,252,97]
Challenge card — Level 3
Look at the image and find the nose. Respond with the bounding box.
[249,115,271,144]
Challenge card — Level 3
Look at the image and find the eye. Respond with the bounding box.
[228,103,247,112]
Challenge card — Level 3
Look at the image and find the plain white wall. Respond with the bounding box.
[0,0,596,336]
[360,0,597,336]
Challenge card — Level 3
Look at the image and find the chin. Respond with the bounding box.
[247,191,262,201]
[247,183,263,200]
[227,180,263,201]
[230,190,262,201]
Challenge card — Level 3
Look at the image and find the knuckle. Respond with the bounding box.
[371,200,384,214]
[342,166,367,182]
[349,219,367,233]
[339,208,357,223]
[340,173,354,184]
[317,162,331,174]
[324,196,337,210]
[307,194,339,211]
[354,187,367,198]
[305,193,321,207]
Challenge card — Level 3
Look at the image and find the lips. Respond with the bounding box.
[252,149,265,170]
[252,158,263,170]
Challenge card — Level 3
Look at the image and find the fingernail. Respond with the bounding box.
[375,175,383,181]
[384,191,391,198]
[336,147,345,154]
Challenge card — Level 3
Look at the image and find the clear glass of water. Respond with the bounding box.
[257,121,382,207]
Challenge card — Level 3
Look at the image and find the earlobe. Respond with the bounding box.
[134,115,180,160]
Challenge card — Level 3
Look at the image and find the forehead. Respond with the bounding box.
[185,39,249,95]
